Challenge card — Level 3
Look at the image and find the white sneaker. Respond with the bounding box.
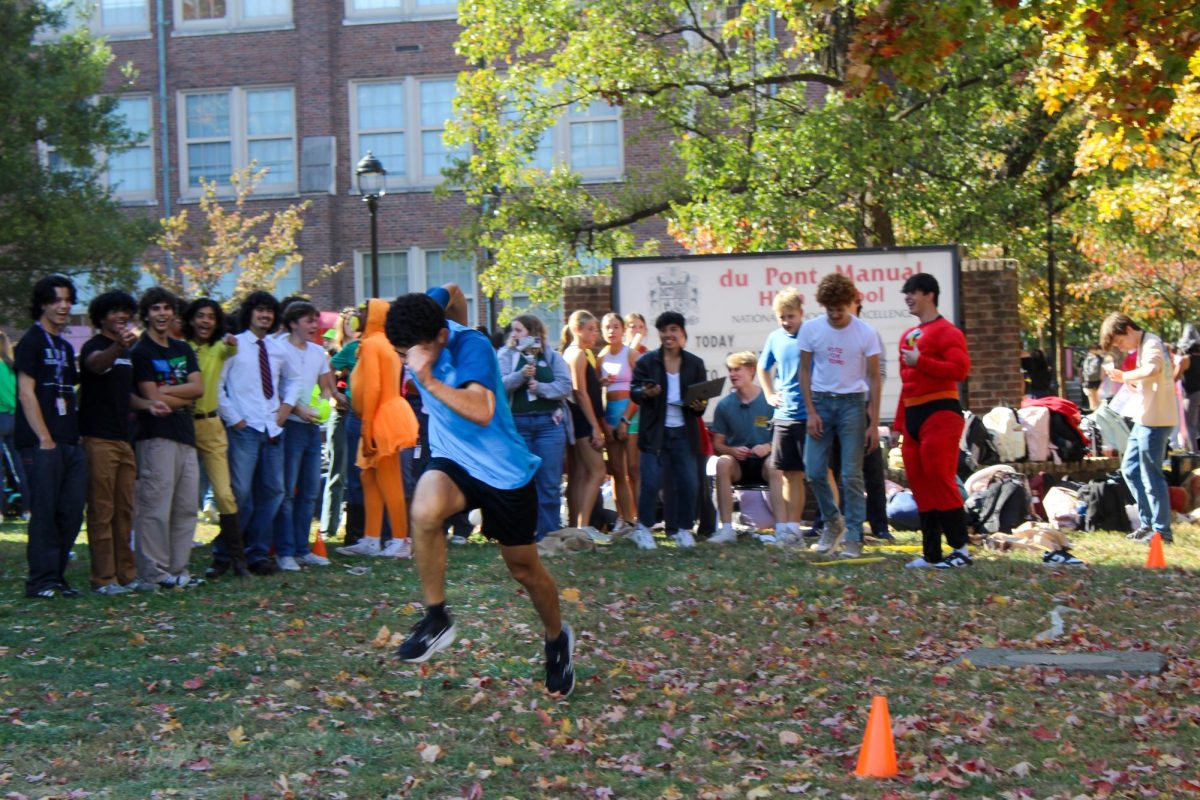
[448,535,468,546]
[809,515,846,554]
[337,537,381,556]
[672,530,696,548]
[611,519,634,537]
[905,557,935,569]
[276,555,301,572]
[756,533,778,544]
[375,538,413,559]
[708,527,738,545]
[629,524,657,550]
[297,552,330,567]
[581,525,612,544]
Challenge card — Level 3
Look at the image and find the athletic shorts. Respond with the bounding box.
[732,455,767,486]
[605,397,631,429]
[770,419,807,472]
[425,458,537,547]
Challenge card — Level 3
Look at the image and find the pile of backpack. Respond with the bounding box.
[956,400,1093,478]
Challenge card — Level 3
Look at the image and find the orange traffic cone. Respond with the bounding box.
[1145,533,1166,569]
[312,531,328,559]
[855,695,899,779]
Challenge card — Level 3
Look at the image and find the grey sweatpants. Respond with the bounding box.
[134,438,200,584]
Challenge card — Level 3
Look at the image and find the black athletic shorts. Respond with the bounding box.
[770,419,807,472]
[425,458,537,547]
[733,455,767,486]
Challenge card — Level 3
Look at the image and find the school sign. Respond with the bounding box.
[613,246,960,423]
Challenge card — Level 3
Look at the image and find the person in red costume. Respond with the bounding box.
[896,274,973,569]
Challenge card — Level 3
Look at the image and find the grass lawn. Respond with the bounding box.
[0,521,1197,799]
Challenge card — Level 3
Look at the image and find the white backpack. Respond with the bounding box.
[1019,406,1052,462]
[982,407,1026,463]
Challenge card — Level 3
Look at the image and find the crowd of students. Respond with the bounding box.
[11,266,984,602]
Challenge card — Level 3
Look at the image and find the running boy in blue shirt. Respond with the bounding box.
[384,293,574,697]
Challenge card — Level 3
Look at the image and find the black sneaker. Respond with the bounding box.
[545,623,575,697]
[396,610,457,663]
[1042,548,1085,566]
[934,551,974,569]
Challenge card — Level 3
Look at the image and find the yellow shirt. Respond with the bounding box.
[190,340,237,414]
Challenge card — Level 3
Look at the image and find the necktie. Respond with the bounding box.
[257,339,274,400]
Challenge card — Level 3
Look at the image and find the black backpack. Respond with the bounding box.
[1077,473,1134,533]
[1049,411,1087,462]
[968,474,1030,534]
[962,412,1001,467]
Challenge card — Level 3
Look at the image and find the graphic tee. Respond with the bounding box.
[131,335,200,446]
[79,334,134,441]
[13,325,79,449]
[797,316,881,395]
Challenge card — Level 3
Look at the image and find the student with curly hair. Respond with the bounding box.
[800,273,881,560]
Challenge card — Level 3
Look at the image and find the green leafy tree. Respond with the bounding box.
[0,0,154,319]
[447,0,1086,310]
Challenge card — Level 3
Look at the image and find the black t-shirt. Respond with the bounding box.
[131,335,200,446]
[79,334,134,441]
[13,324,80,449]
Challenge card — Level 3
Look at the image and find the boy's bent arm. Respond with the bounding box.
[422,379,495,427]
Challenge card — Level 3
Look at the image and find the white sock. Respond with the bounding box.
[719,522,734,533]
[774,523,789,536]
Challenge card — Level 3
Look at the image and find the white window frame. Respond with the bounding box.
[343,0,457,25]
[173,0,292,35]
[348,76,467,191]
[353,247,477,326]
[177,85,297,198]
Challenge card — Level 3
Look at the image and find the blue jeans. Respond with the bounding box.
[223,425,285,563]
[804,393,867,542]
[1121,423,1172,535]
[638,426,699,532]
[275,420,322,558]
[514,412,567,539]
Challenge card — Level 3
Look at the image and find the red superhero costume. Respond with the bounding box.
[896,316,972,564]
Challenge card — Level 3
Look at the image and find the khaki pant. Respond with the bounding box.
[134,438,200,584]
[83,437,137,588]
[194,415,236,515]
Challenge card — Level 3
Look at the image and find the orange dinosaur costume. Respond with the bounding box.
[351,299,418,546]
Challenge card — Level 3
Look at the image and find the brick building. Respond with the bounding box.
[56,0,673,332]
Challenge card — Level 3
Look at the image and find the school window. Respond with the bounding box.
[344,0,456,23]
[176,0,290,32]
[354,249,475,325]
[425,250,476,326]
[524,98,622,179]
[39,0,150,36]
[180,87,296,195]
[105,95,154,200]
[209,257,300,302]
[350,78,468,189]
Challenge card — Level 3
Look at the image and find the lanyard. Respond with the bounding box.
[36,323,67,394]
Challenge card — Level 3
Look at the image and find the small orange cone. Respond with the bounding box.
[312,531,328,559]
[855,695,899,779]
[1145,533,1166,569]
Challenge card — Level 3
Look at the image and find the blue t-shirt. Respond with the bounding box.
[415,321,540,490]
[711,390,773,448]
[759,327,806,421]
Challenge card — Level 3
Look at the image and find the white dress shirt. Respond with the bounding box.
[217,330,297,436]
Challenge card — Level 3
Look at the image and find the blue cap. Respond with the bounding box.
[426,287,450,309]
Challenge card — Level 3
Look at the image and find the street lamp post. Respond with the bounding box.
[1046,195,1060,396]
[355,152,387,299]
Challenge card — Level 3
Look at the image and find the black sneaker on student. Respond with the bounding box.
[396,610,457,663]
[1042,548,1085,566]
[545,623,575,697]
[934,551,974,569]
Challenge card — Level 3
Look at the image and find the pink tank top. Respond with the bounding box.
[599,346,633,392]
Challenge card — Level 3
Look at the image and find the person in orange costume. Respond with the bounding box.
[338,300,418,559]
